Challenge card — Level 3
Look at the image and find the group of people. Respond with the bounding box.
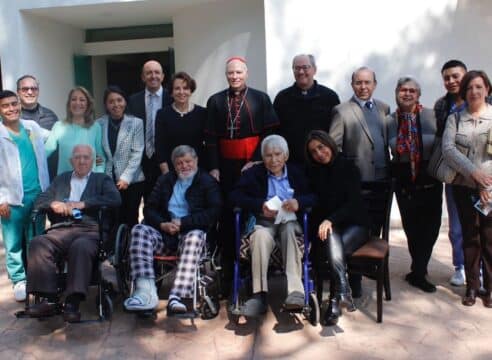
[1,53,492,326]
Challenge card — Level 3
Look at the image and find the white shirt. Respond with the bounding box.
[145,86,163,122]
[69,172,91,201]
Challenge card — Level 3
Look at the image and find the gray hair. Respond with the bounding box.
[292,54,316,68]
[261,135,289,158]
[171,145,197,164]
[71,144,94,158]
[16,74,39,89]
[351,66,377,83]
[395,76,421,97]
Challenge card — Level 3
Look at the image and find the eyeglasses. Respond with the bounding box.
[19,86,39,93]
[399,87,418,94]
[293,65,312,72]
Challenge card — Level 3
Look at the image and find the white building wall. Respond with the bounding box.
[173,0,267,107]
[264,0,492,108]
[0,4,84,118]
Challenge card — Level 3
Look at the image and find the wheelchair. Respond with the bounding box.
[229,208,320,325]
[113,223,222,320]
[15,206,116,322]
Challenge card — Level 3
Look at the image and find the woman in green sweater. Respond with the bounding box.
[45,86,105,175]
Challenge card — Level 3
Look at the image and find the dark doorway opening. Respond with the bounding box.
[105,51,173,95]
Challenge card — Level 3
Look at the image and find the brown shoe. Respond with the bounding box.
[481,291,492,308]
[63,302,81,323]
[462,288,477,306]
[26,300,58,317]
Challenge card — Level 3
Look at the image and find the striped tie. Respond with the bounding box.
[146,93,155,158]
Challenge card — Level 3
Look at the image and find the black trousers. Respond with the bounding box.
[395,183,442,278]
[26,225,99,297]
[119,181,145,228]
[142,154,161,202]
[320,225,369,295]
[453,185,492,290]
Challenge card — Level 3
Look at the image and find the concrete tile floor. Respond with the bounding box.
[0,224,491,359]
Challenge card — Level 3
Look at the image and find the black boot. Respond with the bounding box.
[324,297,341,326]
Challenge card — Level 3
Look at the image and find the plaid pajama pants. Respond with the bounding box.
[129,224,206,298]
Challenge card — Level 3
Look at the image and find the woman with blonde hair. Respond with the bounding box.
[45,86,105,174]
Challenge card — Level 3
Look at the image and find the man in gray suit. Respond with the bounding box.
[25,145,121,322]
[329,66,390,298]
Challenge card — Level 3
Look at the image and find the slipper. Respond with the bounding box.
[124,291,158,311]
[167,297,187,315]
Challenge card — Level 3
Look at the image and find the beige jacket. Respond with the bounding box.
[442,104,492,188]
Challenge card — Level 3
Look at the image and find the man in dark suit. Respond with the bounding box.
[274,54,340,165]
[127,60,173,200]
[26,145,121,322]
[329,66,390,298]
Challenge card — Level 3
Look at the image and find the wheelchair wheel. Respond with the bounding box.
[306,292,320,326]
[96,293,113,320]
[114,224,132,297]
[200,295,220,320]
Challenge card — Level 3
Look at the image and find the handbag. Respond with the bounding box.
[427,112,460,184]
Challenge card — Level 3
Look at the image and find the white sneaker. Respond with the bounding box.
[449,269,465,286]
[13,280,26,302]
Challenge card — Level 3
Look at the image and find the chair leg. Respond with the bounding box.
[376,262,384,323]
[383,257,391,301]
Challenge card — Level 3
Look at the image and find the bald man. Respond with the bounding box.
[128,60,173,200]
[205,57,279,294]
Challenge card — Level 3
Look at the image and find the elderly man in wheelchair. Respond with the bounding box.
[25,145,121,322]
[229,135,316,317]
[124,145,222,315]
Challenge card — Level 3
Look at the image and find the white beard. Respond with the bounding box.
[178,168,197,180]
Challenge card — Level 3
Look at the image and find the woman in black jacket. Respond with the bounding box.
[306,130,370,326]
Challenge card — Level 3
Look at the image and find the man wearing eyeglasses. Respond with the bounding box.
[274,54,340,165]
[16,75,58,131]
[17,75,59,179]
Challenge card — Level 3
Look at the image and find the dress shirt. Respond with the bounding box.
[69,172,91,201]
[267,166,293,201]
[167,174,194,219]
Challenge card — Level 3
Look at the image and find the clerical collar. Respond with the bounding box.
[294,80,317,96]
[228,86,247,97]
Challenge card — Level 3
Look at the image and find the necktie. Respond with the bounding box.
[365,101,373,110]
[146,93,155,158]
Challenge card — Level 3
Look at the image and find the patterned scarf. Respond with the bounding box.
[396,104,422,182]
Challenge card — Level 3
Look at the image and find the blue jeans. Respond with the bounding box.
[445,184,464,270]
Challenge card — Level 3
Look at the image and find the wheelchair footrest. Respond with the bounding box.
[167,311,199,319]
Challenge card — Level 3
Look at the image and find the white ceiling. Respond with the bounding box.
[21,0,218,29]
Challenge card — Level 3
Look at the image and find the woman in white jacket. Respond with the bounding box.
[0,90,49,302]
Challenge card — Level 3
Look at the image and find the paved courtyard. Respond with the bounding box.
[0,222,491,360]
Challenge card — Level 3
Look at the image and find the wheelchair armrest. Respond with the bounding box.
[31,208,47,224]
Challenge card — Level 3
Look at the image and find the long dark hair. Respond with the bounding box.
[103,85,128,115]
[305,130,338,166]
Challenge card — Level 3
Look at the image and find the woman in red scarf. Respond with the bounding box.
[387,76,442,293]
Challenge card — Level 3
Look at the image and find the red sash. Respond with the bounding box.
[219,136,260,161]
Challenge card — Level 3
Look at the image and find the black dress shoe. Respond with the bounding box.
[63,302,81,323]
[26,300,58,318]
[405,273,436,293]
[323,298,341,326]
[462,288,477,306]
[480,291,492,308]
